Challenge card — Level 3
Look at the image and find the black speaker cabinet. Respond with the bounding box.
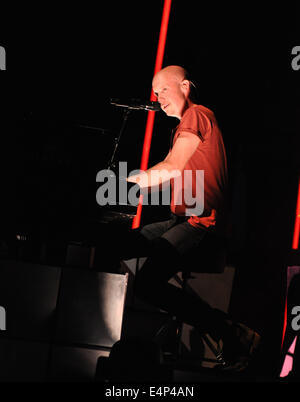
[0,338,50,382]
[48,344,109,382]
[54,268,128,348]
[0,260,61,341]
[0,260,128,381]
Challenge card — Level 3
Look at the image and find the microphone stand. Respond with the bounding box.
[105,107,136,214]
[107,100,160,170]
[107,108,131,171]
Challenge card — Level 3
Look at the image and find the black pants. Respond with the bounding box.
[108,214,229,340]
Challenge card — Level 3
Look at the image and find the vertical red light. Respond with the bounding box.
[292,175,300,250]
[132,0,172,229]
[281,174,300,348]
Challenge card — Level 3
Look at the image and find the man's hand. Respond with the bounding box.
[126,171,148,188]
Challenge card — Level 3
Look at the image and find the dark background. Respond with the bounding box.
[0,1,299,378]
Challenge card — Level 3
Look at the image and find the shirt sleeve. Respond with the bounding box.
[176,107,211,142]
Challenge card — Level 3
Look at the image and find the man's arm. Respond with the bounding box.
[127,131,200,188]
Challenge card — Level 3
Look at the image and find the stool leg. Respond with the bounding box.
[175,275,189,359]
[202,334,226,366]
[175,319,184,359]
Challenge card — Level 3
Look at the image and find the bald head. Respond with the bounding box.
[152,65,188,87]
[152,65,194,119]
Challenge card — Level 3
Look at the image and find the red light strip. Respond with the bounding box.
[132,0,172,229]
[281,174,300,348]
[281,299,287,349]
[292,175,300,250]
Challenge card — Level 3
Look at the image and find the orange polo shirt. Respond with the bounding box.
[170,104,228,235]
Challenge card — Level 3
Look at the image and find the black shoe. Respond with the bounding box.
[220,322,262,372]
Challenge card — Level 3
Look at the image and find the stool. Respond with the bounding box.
[154,233,229,367]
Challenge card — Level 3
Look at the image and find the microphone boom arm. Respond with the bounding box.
[110,98,161,112]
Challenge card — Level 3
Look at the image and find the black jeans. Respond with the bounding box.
[115,214,229,340]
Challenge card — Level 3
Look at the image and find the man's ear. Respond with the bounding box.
[181,79,190,95]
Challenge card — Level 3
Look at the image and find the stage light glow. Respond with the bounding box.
[281,175,300,356]
[292,175,300,250]
[280,336,298,377]
[132,0,172,229]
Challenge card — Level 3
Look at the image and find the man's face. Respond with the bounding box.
[152,72,188,119]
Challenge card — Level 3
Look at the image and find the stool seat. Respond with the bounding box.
[181,233,227,275]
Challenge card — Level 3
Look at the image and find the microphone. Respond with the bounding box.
[110,98,161,112]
